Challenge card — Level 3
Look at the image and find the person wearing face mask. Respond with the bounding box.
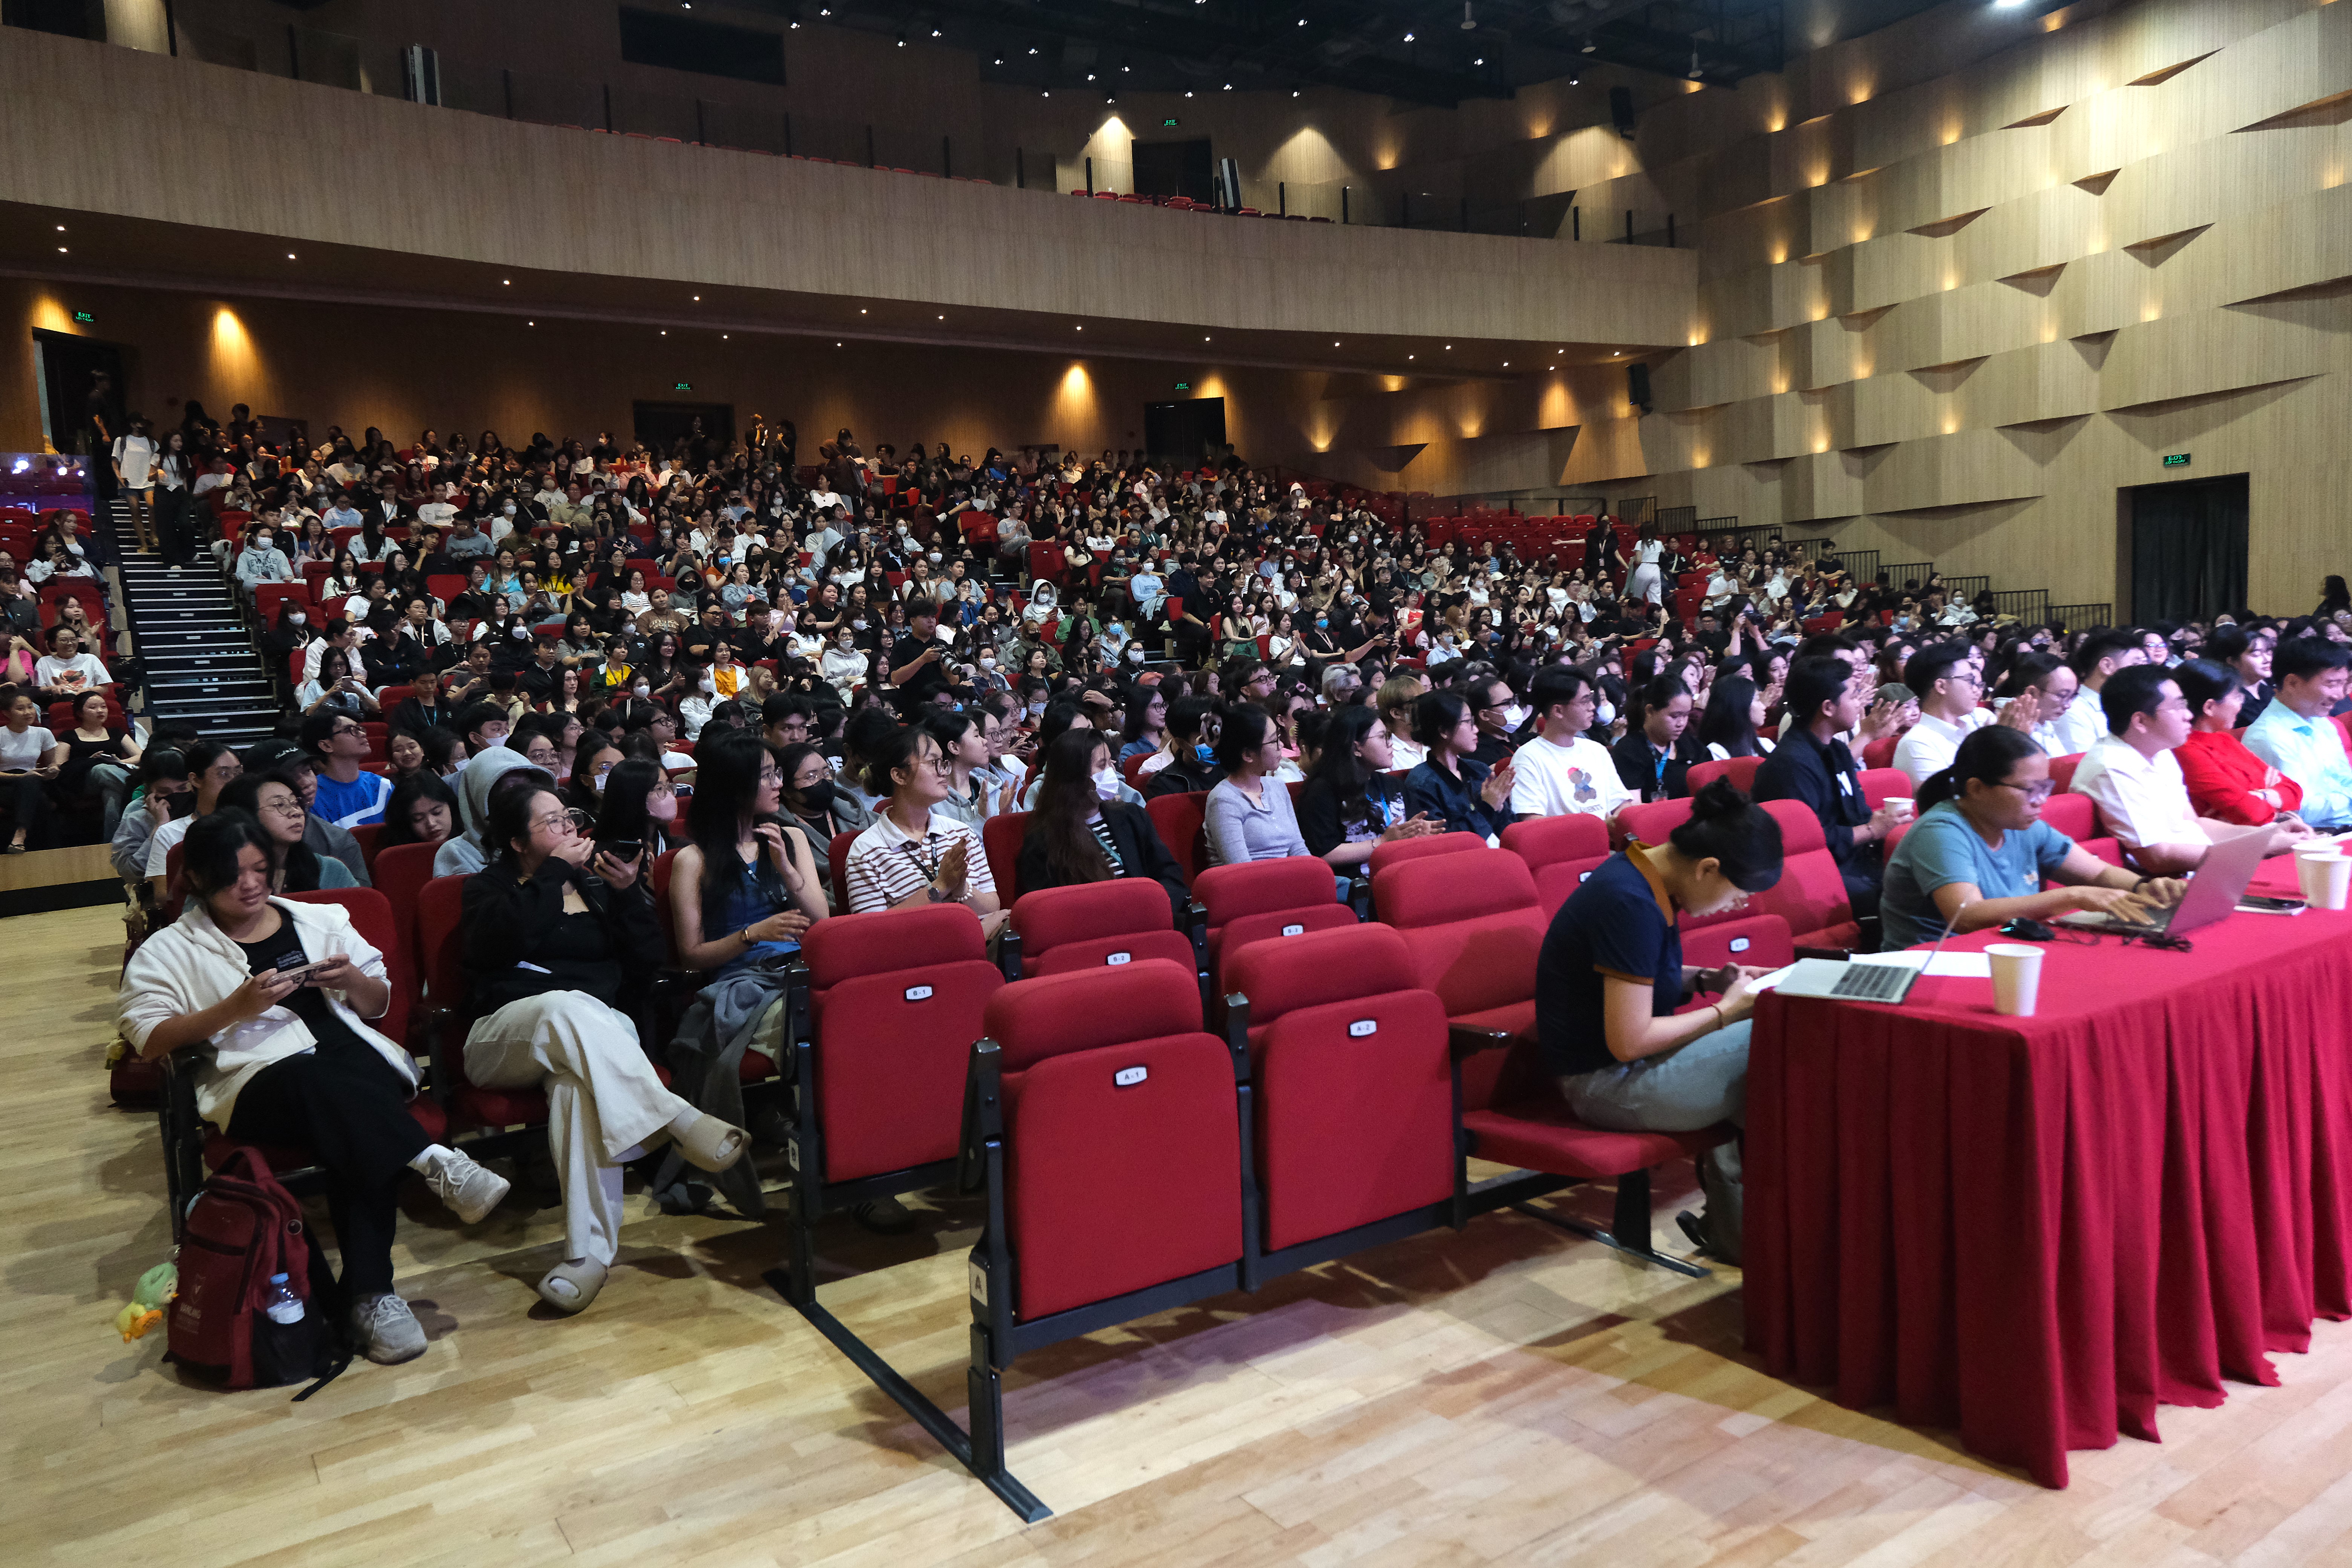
[233,525,293,599]
[1015,728,1189,923]
[923,708,1002,827]
[821,625,869,702]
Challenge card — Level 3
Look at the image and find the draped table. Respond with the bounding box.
[1745,873,2352,1487]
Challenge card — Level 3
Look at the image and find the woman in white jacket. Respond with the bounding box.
[117,810,510,1366]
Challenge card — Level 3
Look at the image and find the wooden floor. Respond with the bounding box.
[16,903,2352,1567]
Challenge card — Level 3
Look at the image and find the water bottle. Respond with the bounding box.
[262,1272,304,1326]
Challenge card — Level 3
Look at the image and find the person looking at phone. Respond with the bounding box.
[461,773,749,1314]
[144,738,244,884]
[842,722,1008,939]
[1880,726,2182,948]
[119,808,510,1366]
[1537,780,1784,1262]
[112,747,192,879]
[594,757,683,861]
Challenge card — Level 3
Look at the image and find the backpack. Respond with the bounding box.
[167,1147,348,1397]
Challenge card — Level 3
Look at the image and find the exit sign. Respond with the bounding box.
[673,381,692,391]
[1162,117,1180,127]
[71,310,94,324]
[2163,452,2190,467]
[1173,381,1191,392]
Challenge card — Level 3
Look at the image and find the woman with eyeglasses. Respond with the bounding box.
[216,769,358,891]
[1878,725,2183,950]
[776,741,871,903]
[594,757,683,860]
[460,772,750,1314]
[841,723,1008,940]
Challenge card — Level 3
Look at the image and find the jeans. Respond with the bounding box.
[1560,1019,1752,1133]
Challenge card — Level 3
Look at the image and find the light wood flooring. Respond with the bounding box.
[14,904,2352,1566]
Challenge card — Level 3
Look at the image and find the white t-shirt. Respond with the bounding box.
[2069,734,2204,861]
[1889,709,1990,789]
[1510,733,1635,820]
[0,725,55,770]
[147,812,192,877]
[35,652,110,693]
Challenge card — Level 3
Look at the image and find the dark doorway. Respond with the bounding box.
[1144,398,1227,471]
[1,0,103,41]
[2127,474,2248,624]
[1133,138,1216,203]
[632,401,734,464]
[32,329,127,459]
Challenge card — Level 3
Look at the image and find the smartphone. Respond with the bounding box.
[599,838,644,862]
[270,952,324,985]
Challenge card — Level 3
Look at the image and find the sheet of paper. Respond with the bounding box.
[1851,950,1993,977]
[1747,965,1796,993]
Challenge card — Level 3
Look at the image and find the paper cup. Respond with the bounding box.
[2297,849,2352,912]
[1885,796,1915,821]
[1986,943,2044,1017]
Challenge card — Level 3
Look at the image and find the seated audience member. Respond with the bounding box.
[776,743,872,905]
[1204,703,1317,867]
[34,623,111,703]
[1694,673,1774,761]
[1536,780,1784,1263]
[1609,673,1697,804]
[2242,637,2352,831]
[2173,659,2305,827]
[435,747,545,876]
[2052,629,2142,755]
[1403,689,1515,839]
[1378,674,1430,768]
[1017,727,1190,919]
[925,708,1000,828]
[1296,705,1441,870]
[1753,656,1905,916]
[0,683,65,853]
[112,747,192,880]
[144,738,245,882]
[1992,651,2078,757]
[461,775,749,1314]
[385,669,449,738]
[2208,623,2276,728]
[597,756,684,859]
[119,809,509,1365]
[242,738,373,887]
[217,771,359,891]
[375,771,458,853]
[563,731,621,818]
[1513,665,1634,820]
[1463,674,1520,767]
[1143,694,1223,797]
[2069,663,2312,874]
[302,711,392,828]
[1879,727,2182,949]
[663,730,827,1216]
[1888,642,1992,787]
[842,722,1008,940]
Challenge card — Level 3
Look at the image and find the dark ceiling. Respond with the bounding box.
[737,0,1797,104]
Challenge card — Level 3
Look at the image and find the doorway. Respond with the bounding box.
[2125,474,2248,623]
[32,329,127,458]
[1133,138,1215,204]
[632,401,734,464]
[1144,398,1227,471]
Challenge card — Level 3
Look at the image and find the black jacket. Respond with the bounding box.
[1753,725,1872,876]
[1014,799,1189,924]
[1143,753,1220,799]
[460,856,661,1016]
[1609,732,1697,803]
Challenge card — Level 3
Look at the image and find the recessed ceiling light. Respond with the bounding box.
[692,295,700,301]
[1204,336,1211,341]
[931,26,941,35]
[1403,31,1415,41]
[1407,354,1415,360]
[1445,344,1452,349]
[1612,350,1620,355]
[1333,341,1341,347]
[722,333,729,339]
[1473,56,1484,64]
[287,252,297,259]
[939,314,945,320]
[1075,324,1084,330]
[57,247,66,253]
[1223,82,1233,90]
[660,330,667,335]
[1185,89,1194,97]
[54,225,64,231]
[860,308,868,313]
[1292,89,1300,96]
[503,279,510,285]
[1502,360,1509,366]
[528,320,535,326]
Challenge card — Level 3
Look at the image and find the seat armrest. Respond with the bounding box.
[1794,945,1851,962]
[1448,1023,1515,1057]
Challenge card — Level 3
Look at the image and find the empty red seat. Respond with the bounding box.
[1192,856,1354,981]
[1685,756,1764,795]
[1750,800,1860,950]
[1144,790,1210,886]
[1010,878,1197,980]
[1375,848,1548,1078]
[1500,815,1609,916]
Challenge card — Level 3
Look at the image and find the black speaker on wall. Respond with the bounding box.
[1628,362,1652,413]
[1610,86,1637,137]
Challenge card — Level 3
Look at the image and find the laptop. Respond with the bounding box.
[1770,907,1965,1005]
[2052,822,2271,938]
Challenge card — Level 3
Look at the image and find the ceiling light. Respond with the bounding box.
[939,314,945,320]
[1291,89,1300,96]
[1185,88,1194,97]
[819,5,829,12]
[860,308,867,313]
[931,26,941,36]
[1041,89,1050,97]
[1581,37,1596,52]
[1612,350,1620,355]
[692,294,700,301]
[789,17,800,26]
[503,278,511,284]
[1402,32,1415,42]
[1687,49,1703,79]
[895,33,906,47]
[660,330,666,335]
[1408,354,1415,360]
[1076,324,1084,330]
[1502,360,1509,366]
[528,320,534,326]
[1086,72,1095,80]
[1297,15,1306,22]
[1333,340,1341,346]
[54,225,63,231]
[1462,2,1476,29]
[1223,82,1233,90]
[722,334,729,339]
[1473,56,1484,64]
[287,252,297,259]
[1122,58,1132,69]
[57,247,66,253]
[1568,73,1578,84]
[994,56,1003,64]
[1445,344,1452,350]
[1028,43,1039,53]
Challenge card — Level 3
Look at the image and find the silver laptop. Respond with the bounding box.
[2052,823,2271,937]
[1771,907,1966,1005]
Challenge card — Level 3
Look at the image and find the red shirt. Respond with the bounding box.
[2174,729,2301,825]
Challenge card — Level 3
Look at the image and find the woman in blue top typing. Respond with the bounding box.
[1535,780,1784,1261]
[1401,689,1515,840]
[1879,727,2180,950]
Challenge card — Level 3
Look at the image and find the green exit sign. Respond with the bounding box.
[673,381,692,391]
[71,310,94,325]
[2163,452,2190,467]
[1162,117,1180,127]
[1173,381,1191,392]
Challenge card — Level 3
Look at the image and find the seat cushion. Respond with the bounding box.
[1461,1102,1730,1178]
[452,1083,547,1131]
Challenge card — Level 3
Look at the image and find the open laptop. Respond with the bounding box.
[2052,822,2271,938]
[1770,907,1965,1005]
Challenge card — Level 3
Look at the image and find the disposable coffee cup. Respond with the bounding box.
[2297,848,2351,912]
[1885,796,1915,821]
[1986,943,2044,1017]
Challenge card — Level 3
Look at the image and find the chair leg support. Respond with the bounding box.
[1510,1168,1710,1279]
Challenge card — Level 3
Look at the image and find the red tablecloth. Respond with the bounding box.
[1746,896,2352,1487]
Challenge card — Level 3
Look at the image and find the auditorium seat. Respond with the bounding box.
[1144,790,1211,886]
[416,874,548,1161]
[1751,801,1861,951]
[1499,814,1609,916]
[1375,846,1547,1057]
[981,809,1027,903]
[1008,878,1203,991]
[1192,856,1356,986]
[1685,756,1764,795]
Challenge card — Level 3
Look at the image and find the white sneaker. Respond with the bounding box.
[349,1293,427,1364]
[423,1149,510,1224]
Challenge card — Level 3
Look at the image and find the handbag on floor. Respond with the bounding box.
[166,1146,348,1397]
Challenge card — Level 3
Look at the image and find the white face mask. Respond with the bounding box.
[699,674,716,693]
[502,504,517,516]
[1094,764,1121,800]
[511,625,529,639]
[590,770,608,793]
[632,682,651,698]
[289,612,306,625]
[1595,700,1616,727]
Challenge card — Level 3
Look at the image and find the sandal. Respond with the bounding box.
[535,1257,609,1314]
[671,1113,749,1174]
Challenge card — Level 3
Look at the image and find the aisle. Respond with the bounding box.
[11,905,2352,1567]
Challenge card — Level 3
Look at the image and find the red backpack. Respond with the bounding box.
[168,1147,346,1396]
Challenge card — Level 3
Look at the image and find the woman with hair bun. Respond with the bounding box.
[1878,724,2180,951]
[1534,778,1785,1262]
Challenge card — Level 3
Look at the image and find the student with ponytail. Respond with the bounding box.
[1877,725,2182,950]
[1535,779,1785,1262]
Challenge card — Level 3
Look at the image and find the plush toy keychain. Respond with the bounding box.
[113,1260,178,1341]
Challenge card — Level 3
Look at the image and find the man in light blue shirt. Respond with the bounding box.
[2243,638,2352,830]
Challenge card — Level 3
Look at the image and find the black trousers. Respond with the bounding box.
[5,774,55,847]
[154,487,195,565]
[227,1043,431,1298]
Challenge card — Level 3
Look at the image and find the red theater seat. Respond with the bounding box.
[1009,878,1199,982]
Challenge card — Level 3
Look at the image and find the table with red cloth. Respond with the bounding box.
[1745,882,2352,1487]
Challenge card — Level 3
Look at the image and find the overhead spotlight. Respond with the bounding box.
[1041,89,1050,97]
[1580,36,1596,52]
[1408,354,1415,360]
[895,33,905,46]
[1223,81,1233,89]
[930,26,941,36]
[1461,2,1476,29]
[1291,88,1300,96]
[789,16,799,26]
[1568,73,1579,85]
[1075,324,1084,331]
[994,56,1003,64]
[1185,87,1194,97]
[660,330,667,335]
[287,252,297,259]
[722,333,729,339]
[57,247,67,253]
[692,294,700,301]
[1687,49,1703,79]
[1086,72,1095,80]
[1473,56,1484,64]
[528,320,534,326]
[1027,43,1038,53]
[1106,90,1116,104]
[54,225,63,231]
[860,307,867,312]
[1402,31,1415,42]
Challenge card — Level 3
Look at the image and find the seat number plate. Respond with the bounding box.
[1282,923,1305,936]
[1107,951,1132,964]
[904,984,933,1001]
[1349,1019,1378,1037]
[968,1260,988,1306]
[1729,936,1752,953]
[1114,1066,1148,1087]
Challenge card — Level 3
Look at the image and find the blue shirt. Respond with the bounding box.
[1879,800,2074,949]
[2243,703,2352,829]
[1401,757,1511,841]
[310,769,390,828]
[1536,848,1681,1078]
